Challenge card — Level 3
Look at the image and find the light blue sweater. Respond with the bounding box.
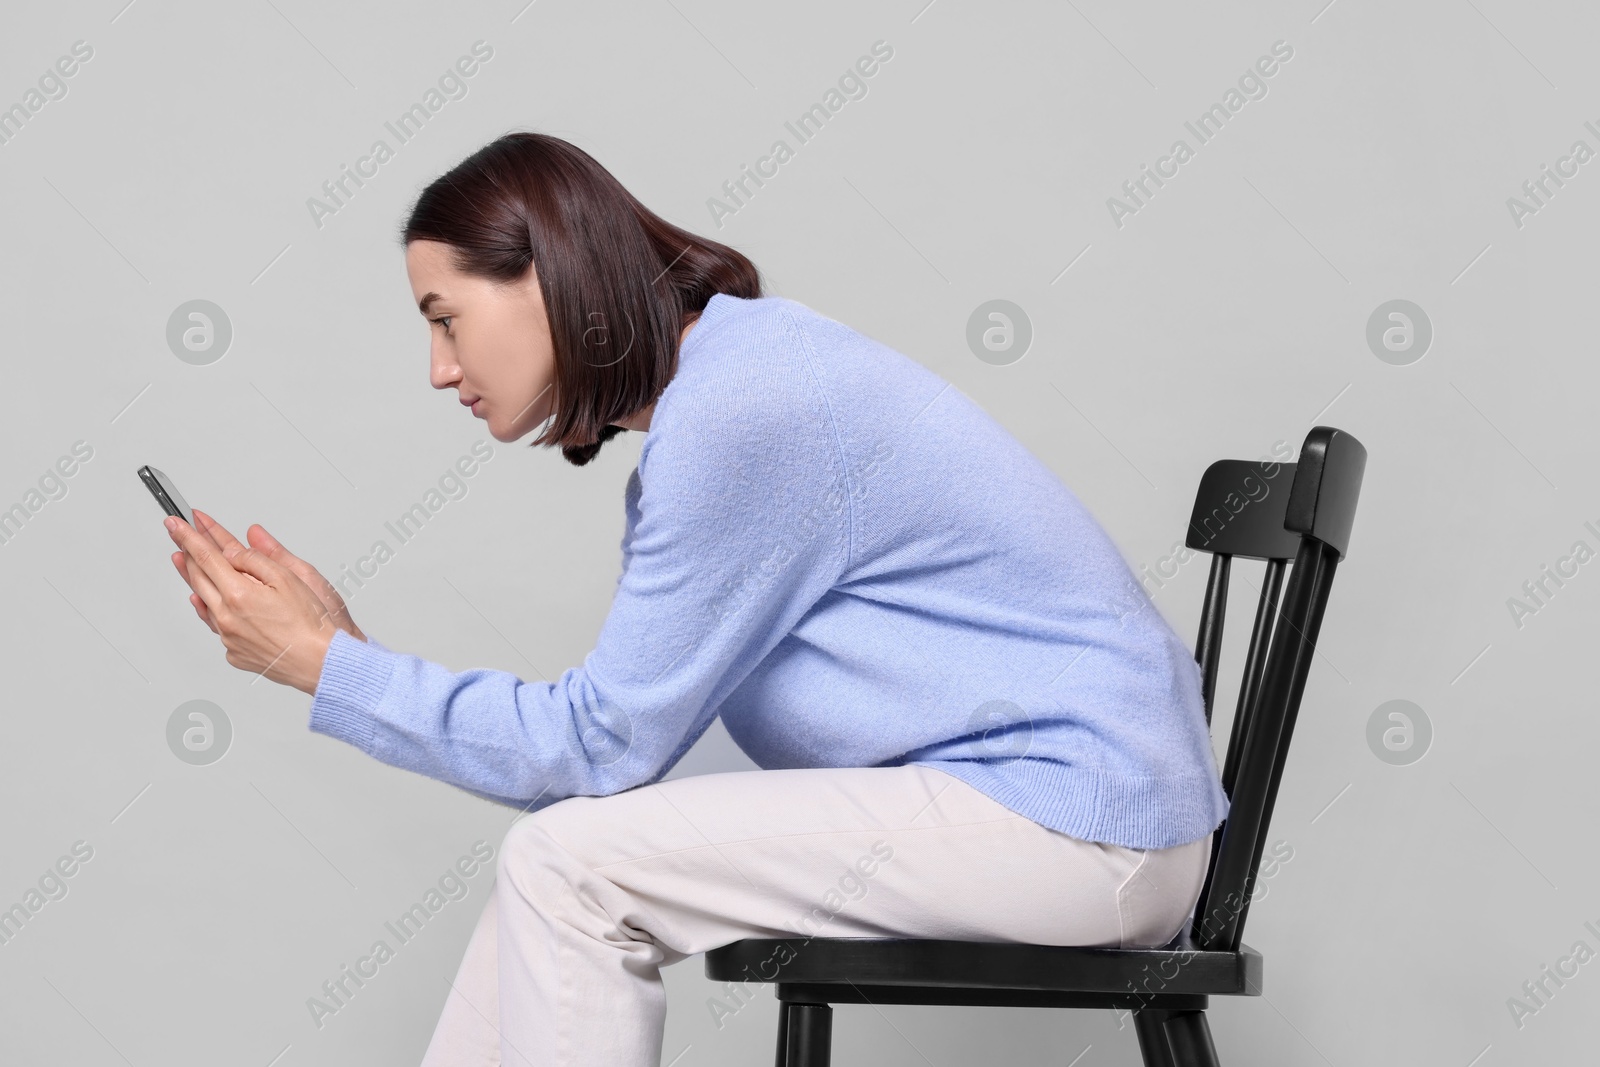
[309,293,1229,849]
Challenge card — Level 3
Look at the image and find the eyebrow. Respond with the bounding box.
[418,291,445,316]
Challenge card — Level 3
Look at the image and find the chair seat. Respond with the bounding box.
[704,930,1263,1003]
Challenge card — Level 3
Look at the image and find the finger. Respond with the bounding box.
[176,548,260,591]
[220,542,288,589]
[172,552,214,627]
[172,552,223,604]
[194,511,264,587]
[185,547,224,614]
[168,516,245,599]
[194,508,246,555]
[248,525,309,583]
[249,526,320,589]
[250,524,338,604]
[173,511,241,588]
[190,592,218,633]
[247,523,298,562]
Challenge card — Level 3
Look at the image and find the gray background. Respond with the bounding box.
[0,0,1594,1063]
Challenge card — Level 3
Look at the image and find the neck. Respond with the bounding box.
[609,313,702,433]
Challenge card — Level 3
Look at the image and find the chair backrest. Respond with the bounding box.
[1182,425,1368,953]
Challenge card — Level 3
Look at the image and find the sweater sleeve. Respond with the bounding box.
[306,357,851,810]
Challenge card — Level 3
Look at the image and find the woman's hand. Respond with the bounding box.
[173,509,366,644]
[166,510,346,695]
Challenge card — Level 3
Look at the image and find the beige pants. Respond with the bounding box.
[420,763,1212,1066]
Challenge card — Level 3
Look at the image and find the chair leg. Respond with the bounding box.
[1133,1009,1178,1067]
[773,998,790,1067]
[782,1001,833,1067]
[1163,1009,1222,1067]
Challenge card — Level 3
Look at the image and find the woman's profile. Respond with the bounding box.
[163,130,1229,1067]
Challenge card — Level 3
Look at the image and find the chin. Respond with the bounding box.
[486,414,536,444]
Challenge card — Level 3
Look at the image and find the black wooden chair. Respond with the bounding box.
[704,425,1369,1066]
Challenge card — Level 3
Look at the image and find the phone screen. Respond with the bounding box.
[138,465,195,527]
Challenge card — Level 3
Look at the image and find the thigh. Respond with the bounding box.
[512,763,1163,952]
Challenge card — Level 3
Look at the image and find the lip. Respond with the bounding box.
[459,395,478,407]
[471,399,484,416]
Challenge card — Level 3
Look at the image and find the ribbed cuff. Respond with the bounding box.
[307,628,396,753]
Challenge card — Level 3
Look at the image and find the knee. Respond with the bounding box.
[498,811,557,876]
[495,805,593,905]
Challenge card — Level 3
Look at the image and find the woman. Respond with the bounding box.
[164,131,1229,1066]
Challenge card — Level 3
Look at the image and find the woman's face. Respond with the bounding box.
[404,239,557,443]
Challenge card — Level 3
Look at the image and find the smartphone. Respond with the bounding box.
[137,465,195,527]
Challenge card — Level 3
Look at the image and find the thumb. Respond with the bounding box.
[249,524,298,562]
[252,525,329,594]
[224,543,285,586]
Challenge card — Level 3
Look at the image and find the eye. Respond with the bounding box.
[430,315,453,333]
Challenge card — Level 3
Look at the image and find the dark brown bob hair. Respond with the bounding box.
[401,131,763,466]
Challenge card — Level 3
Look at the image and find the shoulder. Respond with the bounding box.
[638,296,845,490]
[680,293,813,357]
[722,295,853,360]
[648,298,828,440]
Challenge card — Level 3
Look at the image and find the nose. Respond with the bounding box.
[429,337,461,392]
